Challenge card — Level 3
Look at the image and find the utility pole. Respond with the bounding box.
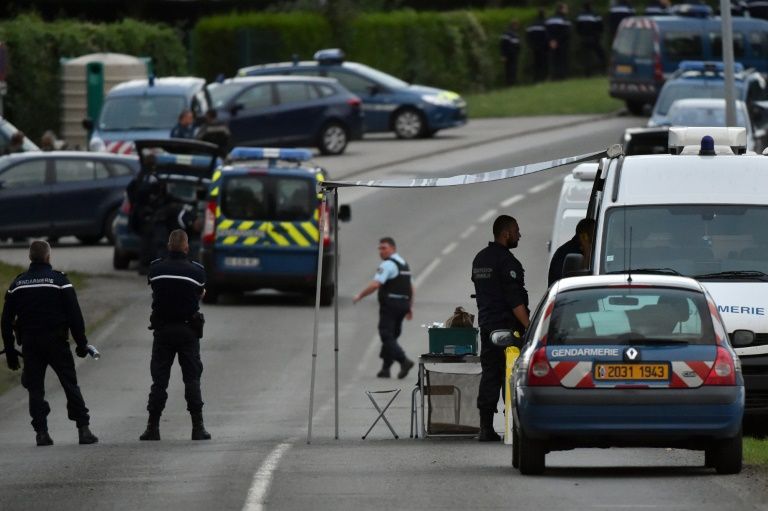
[720,0,737,127]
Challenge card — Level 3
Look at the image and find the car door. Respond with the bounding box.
[0,158,51,237]
[324,69,390,132]
[273,81,326,144]
[227,83,280,146]
[50,158,113,235]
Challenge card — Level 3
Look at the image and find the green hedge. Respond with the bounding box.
[0,15,187,142]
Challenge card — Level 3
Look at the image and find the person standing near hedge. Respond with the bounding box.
[526,10,549,82]
[545,3,572,81]
[576,2,606,76]
[499,20,521,86]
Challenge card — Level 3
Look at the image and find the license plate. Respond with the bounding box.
[616,64,633,74]
[224,257,260,268]
[593,363,669,381]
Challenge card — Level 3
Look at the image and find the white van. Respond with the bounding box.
[548,163,597,257]
[587,127,768,426]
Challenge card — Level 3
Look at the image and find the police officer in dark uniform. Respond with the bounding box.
[128,156,168,275]
[500,20,522,86]
[576,3,606,76]
[353,237,415,379]
[139,229,210,441]
[526,10,549,82]
[609,0,635,39]
[548,218,595,286]
[644,0,671,15]
[546,3,573,80]
[1,241,98,446]
[471,215,529,442]
[747,0,768,19]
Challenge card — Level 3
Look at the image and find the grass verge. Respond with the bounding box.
[0,261,88,395]
[745,437,768,466]
[465,77,624,118]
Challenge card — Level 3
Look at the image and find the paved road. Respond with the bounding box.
[2,115,767,511]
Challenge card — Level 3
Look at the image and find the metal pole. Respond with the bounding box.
[307,188,329,444]
[333,188,340,440]
[720,0,737,127]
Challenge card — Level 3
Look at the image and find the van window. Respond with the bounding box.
[549,287,713,345]
[222,175,314,221]
[750,31,768,58]
[663,32,703,61]
[710,33,745,59]
[99,96,186,131]
[612,27,654,59]
[601,205,768,276]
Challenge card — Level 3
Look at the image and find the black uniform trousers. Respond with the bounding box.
[139,221,168,268]
[378,300,409,369]
[21,336,90,431]
[532,50,549,81]
[504,56,519,85]
[477,327,520,413]
[146,324,204,415]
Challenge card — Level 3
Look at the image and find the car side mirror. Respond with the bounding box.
[731,329,755,347]
[82,117,94,131]
[338,204,351,222]
[229,103,244,117]
[491,329,517,347]
[563,253,588,278]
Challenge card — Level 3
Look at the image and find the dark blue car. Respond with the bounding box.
[505,273,744,475]
[237,49,467,139]
[0,151,139,244]
[208,75,363,155]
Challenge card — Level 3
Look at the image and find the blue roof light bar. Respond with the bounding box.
[228,147,313,163]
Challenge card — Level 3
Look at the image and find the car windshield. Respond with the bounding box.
[222,175,315,221]
[208,83,246,108]
[602,205,768,277]
[548,287,714,345]
[346,63,409,89]
[98,95,186,131]
[666,102,748,128]
[655,82,745,115]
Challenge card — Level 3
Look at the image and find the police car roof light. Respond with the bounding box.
[314,48,345,65]
[677,60,744,75]
[668,127,747,155]
[228,147,313,163]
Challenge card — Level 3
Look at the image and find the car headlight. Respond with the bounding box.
[89,137,106,152]
[421,94,458,107]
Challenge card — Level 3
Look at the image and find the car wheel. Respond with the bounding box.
[104,208,119,245]
[512,423,520,469]
[712,431,743,474]
[704,448,715,468]
[625,100,646,116]
[113,248,131,270]
[77,235,102,245]
[393,108,425,139]
[202,288,219,305]
[518,428,546,475]
[318,121,348,155]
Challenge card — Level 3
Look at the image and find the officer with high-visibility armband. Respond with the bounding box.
[1,240,99,446]
[471,215,529,442]
[140,229,210,441]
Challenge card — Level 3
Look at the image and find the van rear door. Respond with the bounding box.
[610,18,658,109]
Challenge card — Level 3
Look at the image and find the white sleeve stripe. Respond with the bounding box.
[8,283,73,293]
[177,208,186,229]
[149,275,205,287]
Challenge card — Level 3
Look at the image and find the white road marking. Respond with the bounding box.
[413,257,441,289]
[459,225,477,239]
[441,242,459,256]
[528,178,559,194]
[477,209,498,223]
[500,194,525,207]
[242,442,293,511]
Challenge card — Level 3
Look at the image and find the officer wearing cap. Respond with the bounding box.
[526,10,549,82]
[576,2,606,76]
[1,240,98,446]
[471,215,529,442]
[139,229,210,441]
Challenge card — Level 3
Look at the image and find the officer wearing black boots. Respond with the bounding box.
[471,215,529,442]
[1,240,98,446]
[140,229,210,441]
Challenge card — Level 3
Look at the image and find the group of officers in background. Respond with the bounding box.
[499,0,768,86]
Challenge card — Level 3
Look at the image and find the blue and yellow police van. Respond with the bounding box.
[200,147,349,305]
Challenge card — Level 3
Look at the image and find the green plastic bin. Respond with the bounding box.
[428,327,478,355]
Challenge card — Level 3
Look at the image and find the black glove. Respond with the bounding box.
[6,350,20,371]
[75,345,89,358]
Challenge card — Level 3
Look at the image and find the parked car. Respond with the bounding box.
[208,75,364,155]
[648,61,768,128]
[237,49,467,139]
[505,273,744,475]
[84,76,208,154]
[0,117,40,153]
[0,151,139,244]
[609,11,768,114]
